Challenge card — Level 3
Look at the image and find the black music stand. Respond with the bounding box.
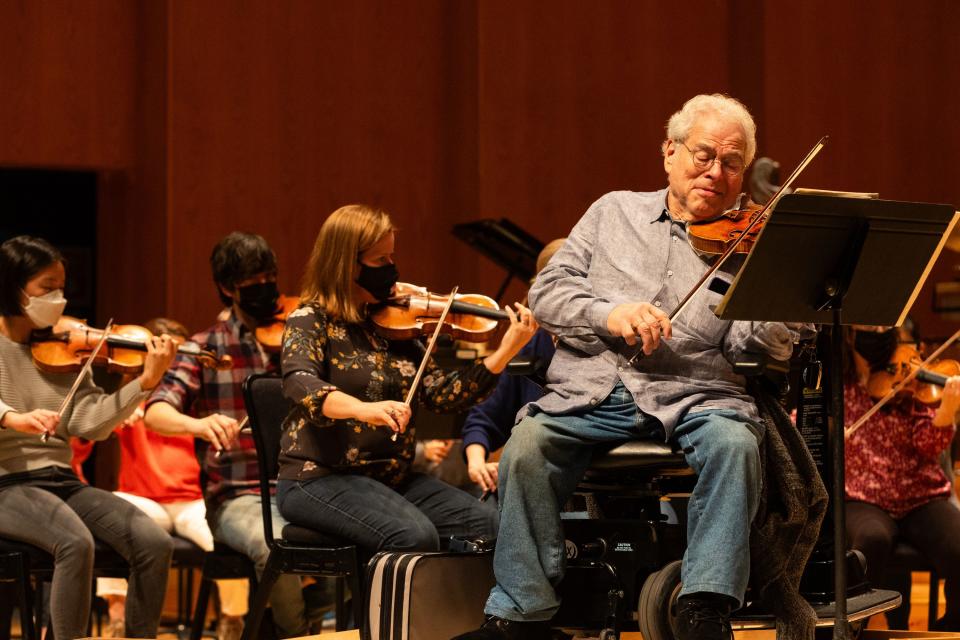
[715,193,958,639]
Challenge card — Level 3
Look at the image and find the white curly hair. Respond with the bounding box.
[663,94,757,166]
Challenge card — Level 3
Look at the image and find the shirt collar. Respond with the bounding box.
[223,307,251,338]
[641,188,672,224]
[652,189,748,224]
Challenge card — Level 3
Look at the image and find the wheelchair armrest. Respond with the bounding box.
[732,353,789,377]
[506,355,548,389]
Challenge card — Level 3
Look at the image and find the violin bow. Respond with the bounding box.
[844,326,960,439]
[394,286,460,441]
[214,415,249,458]
[627,136,828,366]
[44,317,114,442]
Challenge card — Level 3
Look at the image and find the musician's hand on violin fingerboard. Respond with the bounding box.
[137,334,178,390]
[934,376,960,427]
[189,414,240,453]
[1,409,59,436]
[500,303,538,351]
[607,302,672,354]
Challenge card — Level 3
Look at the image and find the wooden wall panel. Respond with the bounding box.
[760,0,960,338]
[165,0,479,330]
[2,1,959,342]
[96,1,170,327]
[474,0,735,304]
[0,1,166,330]
[0,0,137,169]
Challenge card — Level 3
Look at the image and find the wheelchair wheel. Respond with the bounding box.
[637,560,683,640]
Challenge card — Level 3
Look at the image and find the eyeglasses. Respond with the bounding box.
[679,142,746,177]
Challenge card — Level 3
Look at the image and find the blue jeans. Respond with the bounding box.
[485,383,762,621]
[277,473,499,552]
[210,494,309,637]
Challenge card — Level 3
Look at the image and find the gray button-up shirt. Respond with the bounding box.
[525,189,798,437]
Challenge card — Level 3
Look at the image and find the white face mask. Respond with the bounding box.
[22,289,67,328]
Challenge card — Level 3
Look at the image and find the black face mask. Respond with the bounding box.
[356,262,399,302]
[236,281,280,321]
[854,329,898,371]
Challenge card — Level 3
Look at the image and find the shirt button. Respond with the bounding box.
[618,366,624,372]
[667,270,674,277]
[590,397,598,405]
[672,236,679,243]
[654,300,662,307]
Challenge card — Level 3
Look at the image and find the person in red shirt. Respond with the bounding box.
[845,325,960,631]
[93,318,248,639]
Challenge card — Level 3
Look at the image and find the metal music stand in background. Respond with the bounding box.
[452,218,544,302]
[715,193,958,639]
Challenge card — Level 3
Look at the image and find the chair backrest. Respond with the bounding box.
[242,372,294,546]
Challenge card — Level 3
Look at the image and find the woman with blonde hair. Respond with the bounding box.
[276,204,536,552]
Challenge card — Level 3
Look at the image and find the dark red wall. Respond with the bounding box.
[1,0,958,338]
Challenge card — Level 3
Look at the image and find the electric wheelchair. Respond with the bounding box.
[503,349,901,640]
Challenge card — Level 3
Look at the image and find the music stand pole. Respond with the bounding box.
[713,193,958,640]
[829,305,849,639]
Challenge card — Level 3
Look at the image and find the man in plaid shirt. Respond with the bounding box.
[145,232,320,637]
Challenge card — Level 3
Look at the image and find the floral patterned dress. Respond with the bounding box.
[277,303,498,487]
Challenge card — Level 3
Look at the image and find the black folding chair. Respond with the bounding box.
[886,541,942,630]
[189,541,260,640]
[239,373,361,640]
[0,536,129,640]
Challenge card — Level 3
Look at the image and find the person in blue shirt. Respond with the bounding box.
[462,329,555,494]
[461,239,565,495]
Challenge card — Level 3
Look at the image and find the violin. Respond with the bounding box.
[253,294,300,351]
[370,282,508,342]
[687,201,766,255]
[866,344,960,405]
[626,136,827,367]
[31,316,232,374]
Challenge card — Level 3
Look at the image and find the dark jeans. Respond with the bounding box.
[0,467,173,639]
[277,472,499,552]
[847,498,960,630]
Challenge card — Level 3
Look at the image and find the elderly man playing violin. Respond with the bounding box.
[456,94,805,640]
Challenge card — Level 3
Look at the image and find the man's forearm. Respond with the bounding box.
[143,401,194,436]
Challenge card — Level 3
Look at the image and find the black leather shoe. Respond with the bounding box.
[932,615,960,632]
[675,593,735,640]
[452,615,552,640]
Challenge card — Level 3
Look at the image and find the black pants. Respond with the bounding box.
[846,498,960,630]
